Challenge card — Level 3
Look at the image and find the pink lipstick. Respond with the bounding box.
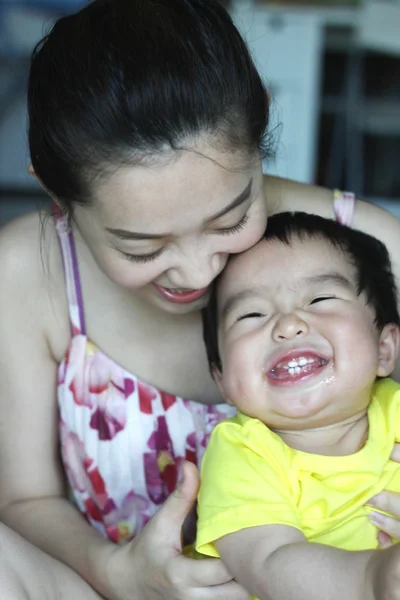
[153,284,209,304]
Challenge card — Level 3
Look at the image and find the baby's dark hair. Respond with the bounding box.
[203,211,400,371]
[28,0,271,211]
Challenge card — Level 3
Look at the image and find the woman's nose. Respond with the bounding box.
[167,251,227,290]
[271,312,310,342]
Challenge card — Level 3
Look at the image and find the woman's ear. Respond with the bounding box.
[211,364,233,406]
[377,323,400,377]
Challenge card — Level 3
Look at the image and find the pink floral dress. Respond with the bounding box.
[54,210,235,544]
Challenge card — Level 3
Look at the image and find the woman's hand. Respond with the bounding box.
[366,443,400,548]
[107,461,250,600]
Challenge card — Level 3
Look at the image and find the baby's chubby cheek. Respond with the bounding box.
[221,367,252,406]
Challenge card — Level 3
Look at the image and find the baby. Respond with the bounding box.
[196,212,400,600]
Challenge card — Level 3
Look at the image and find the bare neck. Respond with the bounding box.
[273,411,369,457]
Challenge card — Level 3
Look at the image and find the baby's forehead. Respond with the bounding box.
[226,233,345,270]
[217,235,353,301]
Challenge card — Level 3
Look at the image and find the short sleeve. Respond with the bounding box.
[382,380,400,442]
[195,418,302,557]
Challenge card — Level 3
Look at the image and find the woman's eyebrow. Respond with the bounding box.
[105,179,253,241]
[206,179,253,223]
[105,228,166,241]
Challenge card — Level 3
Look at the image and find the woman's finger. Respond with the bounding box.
[171,555,233,588]
[369,510,400,540]
[194,579,250,600]
[390,443,400,462]
[152,461,199,548]
[378,531,394,549]
[367,490,400,519]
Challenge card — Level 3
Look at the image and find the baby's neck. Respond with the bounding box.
[273,411,369,456]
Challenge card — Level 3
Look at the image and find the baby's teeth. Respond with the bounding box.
[281,356,322,374]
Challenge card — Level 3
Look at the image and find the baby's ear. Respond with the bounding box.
[376,323,400,377]
[211,364,233,405]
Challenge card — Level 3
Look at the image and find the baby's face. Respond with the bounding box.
[214,235,390,430]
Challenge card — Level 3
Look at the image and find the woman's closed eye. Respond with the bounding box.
[215,212,249,236]
[118,247,166,264]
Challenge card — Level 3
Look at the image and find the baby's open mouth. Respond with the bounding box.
[268,353,329,383]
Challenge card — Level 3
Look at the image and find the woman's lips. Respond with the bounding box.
[153,284,209,304]
[266,350,329,386]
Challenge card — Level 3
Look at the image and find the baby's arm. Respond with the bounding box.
[216,524,387,600]
[197,420,400,600]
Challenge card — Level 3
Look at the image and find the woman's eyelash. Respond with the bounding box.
[237,312,264,321]
[217,213,249,235]
[117,212,250,261]
[120,248,165,264]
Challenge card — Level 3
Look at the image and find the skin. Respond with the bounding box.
[0,142,400,600]
[0,523,102,600]
[209,236,400,600]
[214,236,398,451]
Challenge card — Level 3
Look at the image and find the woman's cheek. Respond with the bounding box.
[102,258,162,289]
[227,213,267,256]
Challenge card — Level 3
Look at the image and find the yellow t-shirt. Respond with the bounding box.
[196,378,400,561]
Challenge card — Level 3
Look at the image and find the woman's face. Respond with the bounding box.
[73,143,267,314]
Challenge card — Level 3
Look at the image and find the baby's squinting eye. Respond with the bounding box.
[237,312,264,322]
[309,296,336,304]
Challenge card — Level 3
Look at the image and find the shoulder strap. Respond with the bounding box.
[53,205,86,335]
[333,190,356,226]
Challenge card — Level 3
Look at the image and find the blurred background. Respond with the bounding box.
[0,0,399,226]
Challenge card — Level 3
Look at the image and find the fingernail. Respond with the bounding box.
[369,510,385,523]
[378,531,392,548]
[177,465,185,485]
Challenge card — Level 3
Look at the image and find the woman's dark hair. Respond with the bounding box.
[203,212,400,371]
[28,0,270,211]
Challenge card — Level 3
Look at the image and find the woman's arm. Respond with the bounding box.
[0,216,118,598]
[0,523,103,600]
[0,215,248,600]
[265,176,400,379]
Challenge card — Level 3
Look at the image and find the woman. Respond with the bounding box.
[0,1,399,599]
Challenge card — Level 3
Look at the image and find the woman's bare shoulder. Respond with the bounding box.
[0,210,70,359]
[0,210,57,284]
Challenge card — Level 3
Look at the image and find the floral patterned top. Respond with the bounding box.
[54,210,235,544]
